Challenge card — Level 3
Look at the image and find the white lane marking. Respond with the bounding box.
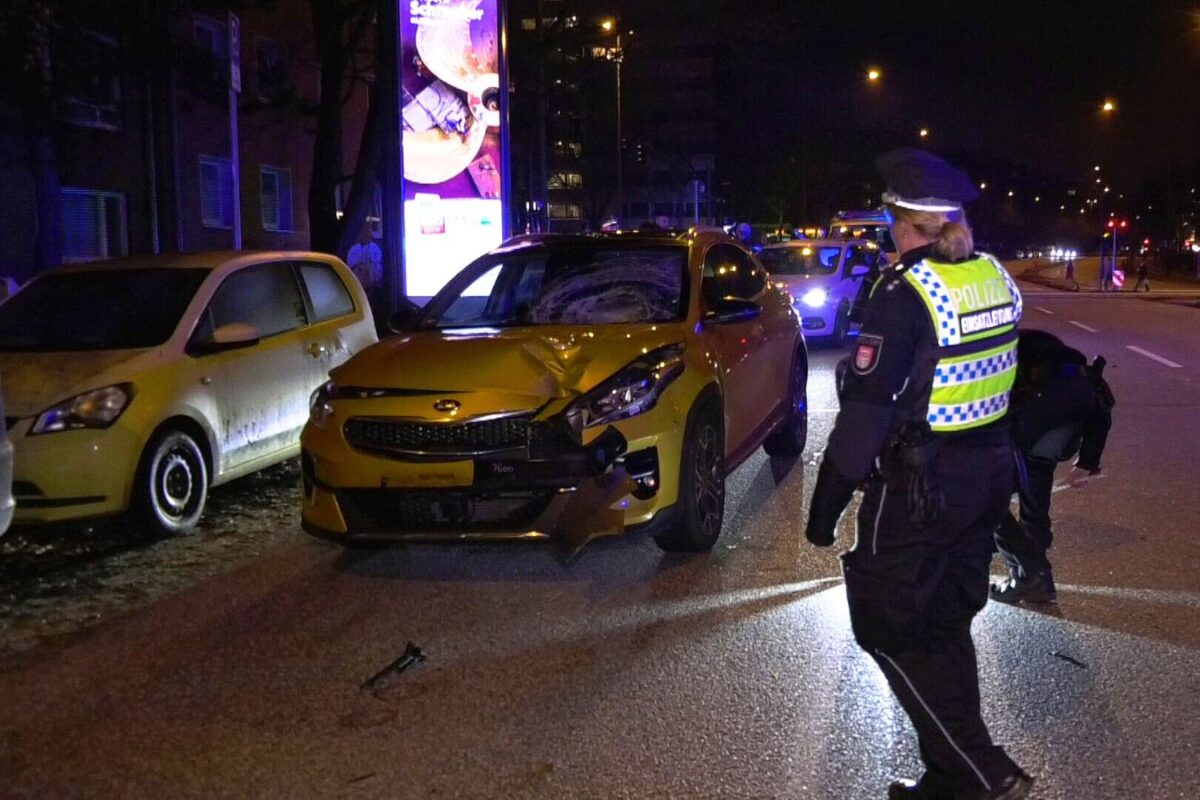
[1126,345,1182,369]
[1035,306,1055,315]
[1068,320,1098,333]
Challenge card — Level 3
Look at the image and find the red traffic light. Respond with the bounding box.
[1120,220,1128,228]
[1143,238,1151,245]
[1106,220,1115,228]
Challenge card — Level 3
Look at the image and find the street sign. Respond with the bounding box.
[229,12,241,94]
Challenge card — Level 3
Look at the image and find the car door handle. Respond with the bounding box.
[307,342,327,358]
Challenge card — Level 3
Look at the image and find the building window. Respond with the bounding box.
[60,188,127,263]
[199,155,234,229]
[548,203,581,220]
[260,165,293,232]
[255,37,289,103]
[548,173,583,190]
[52,29,122,130]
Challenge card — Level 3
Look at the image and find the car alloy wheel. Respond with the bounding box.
[693,421,725,539]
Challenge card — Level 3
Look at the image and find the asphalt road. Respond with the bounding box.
[2,282,1199,798]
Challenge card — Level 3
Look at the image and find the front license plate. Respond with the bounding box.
[378,460,474,489]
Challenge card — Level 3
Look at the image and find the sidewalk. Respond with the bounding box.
[1006,257,1200,293]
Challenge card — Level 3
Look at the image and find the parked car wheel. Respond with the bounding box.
[131,429,208,536]
[655,394,725,552]
[764,350,809,457]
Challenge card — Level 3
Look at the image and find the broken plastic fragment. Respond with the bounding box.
[361,642,426,692]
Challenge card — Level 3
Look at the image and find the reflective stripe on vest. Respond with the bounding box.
[928,341,1019,431]
[902,255,1023,432]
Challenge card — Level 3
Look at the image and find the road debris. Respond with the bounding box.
[361,642,426,693]
[1050,650,1088,669]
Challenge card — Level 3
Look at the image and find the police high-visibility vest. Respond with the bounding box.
[900,254,1023,433]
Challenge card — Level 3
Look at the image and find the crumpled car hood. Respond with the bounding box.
[331,324,683,399]
[0,349,153,417]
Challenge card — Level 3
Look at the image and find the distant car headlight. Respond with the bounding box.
[31,384,134,435]
[800,288,828,308]
[309,380,339,427]
[566,343,685,430]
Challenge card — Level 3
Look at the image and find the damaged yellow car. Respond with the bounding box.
[301,233,807,552]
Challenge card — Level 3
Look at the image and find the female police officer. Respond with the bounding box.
[804,149,1033,800]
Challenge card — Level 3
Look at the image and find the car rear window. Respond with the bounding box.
[0,268,208,351]
[299,263,355,322]
[758,246,841,276]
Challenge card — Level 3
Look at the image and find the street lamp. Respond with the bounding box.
[919,127,929,139]
[867,67,882,82]
[1102,99,1116,113]
[600,18,624,223]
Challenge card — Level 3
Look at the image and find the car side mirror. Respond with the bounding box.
[387,297,423,334]
[188,322,261,356]
[704,298,762,326]
[850,264,872,278]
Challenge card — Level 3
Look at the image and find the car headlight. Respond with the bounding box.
[309,380,338,426]
[567,343,685,430]
[800,288,828,308]
[31,384,134,435]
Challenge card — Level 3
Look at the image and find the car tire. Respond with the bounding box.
[131,428,208,536]
[654,394,725,553]
[763,350,808,458]
[831,304,850,347]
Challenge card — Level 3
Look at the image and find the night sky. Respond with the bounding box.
[721,0,1199,198]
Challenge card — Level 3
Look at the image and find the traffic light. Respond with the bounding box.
[1120,220,1128,229]
[1106,220,1115,228]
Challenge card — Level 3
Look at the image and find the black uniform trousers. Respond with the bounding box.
[993,454,1056,581]
[841,440,1019,795]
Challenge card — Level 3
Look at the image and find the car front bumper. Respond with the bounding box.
[300,408,684,546]
[8,420,142,524]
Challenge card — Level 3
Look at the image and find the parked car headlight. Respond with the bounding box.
[800,288,828,308]
[309,380,338,426]
[31,384,134,435]
[567,344,685,430]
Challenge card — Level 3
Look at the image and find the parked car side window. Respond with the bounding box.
[702,244,767,305]
[200,262,308,340]
[298,262,355,322]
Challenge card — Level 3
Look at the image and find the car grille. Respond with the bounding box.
[336,488,555,533]
[344,415,532,458]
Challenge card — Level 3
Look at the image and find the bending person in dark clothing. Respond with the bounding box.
[991,329,1114,603]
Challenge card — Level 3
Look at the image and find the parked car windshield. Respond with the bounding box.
[419,247,688,328]
[758,246,842,276]
[0,268,209,351]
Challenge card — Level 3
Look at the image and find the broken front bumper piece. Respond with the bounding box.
[302,425,639,549]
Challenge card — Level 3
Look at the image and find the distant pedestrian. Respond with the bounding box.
[1064,256,1077,291]
[347,231,383,290]
[1135,261,1150,292]
[1099,254,1113,291]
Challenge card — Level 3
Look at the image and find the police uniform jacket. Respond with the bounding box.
[807,243,1023,537]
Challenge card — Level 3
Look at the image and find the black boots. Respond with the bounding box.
[990,568,1057,604]
[888,769,1034,799]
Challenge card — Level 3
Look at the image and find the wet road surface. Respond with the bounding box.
[1,286,1199,798]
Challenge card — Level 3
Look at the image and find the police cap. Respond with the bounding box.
[877,148,979,214]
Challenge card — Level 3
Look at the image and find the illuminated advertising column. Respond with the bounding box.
[401,0,506,299]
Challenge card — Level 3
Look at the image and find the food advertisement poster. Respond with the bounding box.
[401,0,505,298]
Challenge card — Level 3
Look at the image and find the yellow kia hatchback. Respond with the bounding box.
[0,252,377,535]
[301,233,808,552]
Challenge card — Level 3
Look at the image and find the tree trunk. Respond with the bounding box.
[308,0,346,254]
[334,79,383,259]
